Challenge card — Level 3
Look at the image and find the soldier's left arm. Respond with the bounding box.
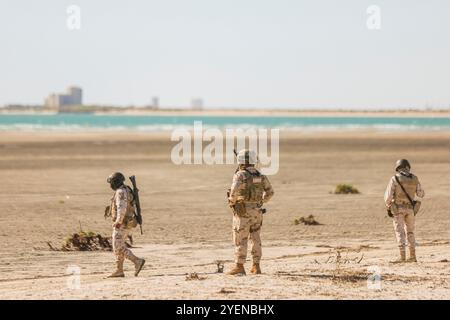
[416,178,425,199]
[384,177,396,207]
[262,175,274,203]
[114,189,128,224]
[228,172,243,204]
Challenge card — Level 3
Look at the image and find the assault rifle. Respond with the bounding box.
[129,175,143,235]
[228,149,239,212]
[233,149,239,173]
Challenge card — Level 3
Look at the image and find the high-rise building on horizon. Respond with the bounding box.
[45,86,83,111]
[151,96,159,109]
[191,98,203,110]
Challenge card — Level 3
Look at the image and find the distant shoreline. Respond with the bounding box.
[2,109,450,118]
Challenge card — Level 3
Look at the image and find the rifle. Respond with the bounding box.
[129,175,143,235]
[233,149,239,173]
[227,149,238,212]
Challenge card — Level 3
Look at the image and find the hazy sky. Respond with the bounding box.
[1,0,449,109]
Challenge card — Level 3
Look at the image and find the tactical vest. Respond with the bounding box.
[236,169,265,203]
[394,174,419,205]
[111,186,137,228]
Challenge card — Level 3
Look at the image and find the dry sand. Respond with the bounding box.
[0,130,449,299]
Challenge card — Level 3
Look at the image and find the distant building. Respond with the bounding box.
[45,86,83,111]
[151,96,159,109]
[191,98,204,110]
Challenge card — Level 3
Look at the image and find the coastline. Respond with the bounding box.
[2,109,450,118]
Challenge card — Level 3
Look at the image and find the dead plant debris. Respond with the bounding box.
[294,215,321,226]
[47,231,132,251]
[185,272,207,281]
[219,288,235,294]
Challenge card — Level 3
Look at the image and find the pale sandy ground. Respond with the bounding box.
[0,130,449,299]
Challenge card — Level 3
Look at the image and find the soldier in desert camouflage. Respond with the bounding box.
[106,172,145,277]
[227,149,274,275]
[384,159,425,263]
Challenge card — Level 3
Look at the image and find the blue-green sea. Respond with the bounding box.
[1,114,450,131]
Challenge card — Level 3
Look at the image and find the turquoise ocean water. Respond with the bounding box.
[1,114,450,131]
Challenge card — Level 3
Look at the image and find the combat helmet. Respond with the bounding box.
[395,159,411,172]
[107,172,125,190]
[237,149,258,166]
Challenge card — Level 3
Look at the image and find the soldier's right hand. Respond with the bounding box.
[104,206,111,217]
[112,222,122,229]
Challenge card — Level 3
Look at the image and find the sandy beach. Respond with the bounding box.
[0,130,449,299]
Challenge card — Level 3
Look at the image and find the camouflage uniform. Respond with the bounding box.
[228,166,274,267]
[109,185,144,277]
[110,185,138,262]
[384,170,424,261]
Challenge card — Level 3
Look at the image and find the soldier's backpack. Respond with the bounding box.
[237,169,265,204]
[394,176,421,216]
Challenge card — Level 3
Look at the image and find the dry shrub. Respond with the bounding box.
[334,184,360,194]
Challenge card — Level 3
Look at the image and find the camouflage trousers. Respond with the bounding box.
[232,205,263,264]
[112,227,137,263]
[392,206,416,249]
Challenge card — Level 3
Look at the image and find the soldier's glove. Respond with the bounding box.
[112,221,122,229]
[104,206,111,219]
[387,209,393,218]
